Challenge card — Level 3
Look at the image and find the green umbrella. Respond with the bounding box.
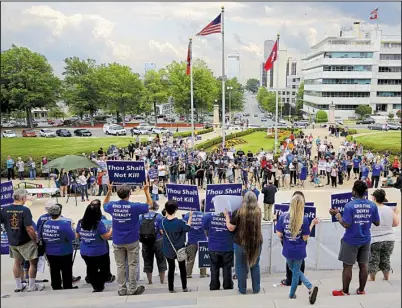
[46,155,100,171]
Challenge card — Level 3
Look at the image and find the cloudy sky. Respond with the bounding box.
[1,2,401,83]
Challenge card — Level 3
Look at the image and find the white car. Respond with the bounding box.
[248,124,262,129]
[39,129,56,138]
[136,123,155,131]
[103,124,127,136]
[387,122,401,130]
[2,130,16,138]
[226,125,242,131]
[152,127,169,134]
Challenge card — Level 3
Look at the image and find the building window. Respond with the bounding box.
[380,54,401,60]
[335,104,359,110]
[305,91,370,98]
[382,43,402,48]
[291,62,297,75]
[324,52,373,59]
[378,79,402,85]
[323,65,372,72]
[322,79,371,85]
[393,104,401,109]
[379,66,401,72]
[377,92,401,97]
[292,85,296,89]
[376,104,388,112]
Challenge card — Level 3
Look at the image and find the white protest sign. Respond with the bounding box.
[227,152,234,159]
[318,160,326,171]
[212,195,243,213]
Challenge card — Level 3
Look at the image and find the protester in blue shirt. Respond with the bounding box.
[139,201,166,285]
[330,180,380,296]
[6,155,15,181]
[103,183,151,296]
[371,161,383,188]
[202,210,234,291]
[42,204,76,290]
[352,155,361,178]
[183,200,207,278]
[76,203,113,293]
[276,194,319,304]
[161,200,192,293]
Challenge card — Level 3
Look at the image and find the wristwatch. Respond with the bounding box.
[335,213,341,220]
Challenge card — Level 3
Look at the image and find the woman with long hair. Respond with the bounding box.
[76,202,113,292]
[368,189,400,281]
[59,168,69,197]
[225,191,262,294]
[276,194,319,304]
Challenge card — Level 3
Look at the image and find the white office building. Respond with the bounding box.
[302,22,401,119]
[227,52,240,81]
[144,62,156,74]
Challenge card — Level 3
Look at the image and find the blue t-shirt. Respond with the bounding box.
[42,220,75,256]
[202,213,233,252]
[183,211,207,245]
[76,220,108,257]
[139,211,163,240]
[372,164,382,177]
[352,158,360,168]
[361,166,369,178]
[276,213,310,260]
[342,199,380,246]
[37,213,72,235]
[103,200,149,245]
[160,217,190,259]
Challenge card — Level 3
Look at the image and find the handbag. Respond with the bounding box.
[161,218,187,262]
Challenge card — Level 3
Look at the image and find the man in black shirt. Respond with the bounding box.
[1,188,38,292]
[261,180,277,221]
[236,148,245,158]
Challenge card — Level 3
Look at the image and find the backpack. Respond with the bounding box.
[139,213,158,245]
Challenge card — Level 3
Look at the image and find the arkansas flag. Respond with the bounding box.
[264,40,278,72]
[370,8,378,20]
[186,39,192,76]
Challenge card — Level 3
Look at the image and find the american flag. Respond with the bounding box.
[370,7,378,20]
[196,13,222,36]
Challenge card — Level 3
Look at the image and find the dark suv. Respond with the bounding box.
[356,117,375,124]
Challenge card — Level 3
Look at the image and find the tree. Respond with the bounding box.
[295,82,304,115]
[167,60,218,122]
[98,63,145,126]
[245,78,259,94]
[355,105,372,119]
[388,112,395,120]
[48,106,67,119]
[397,109,401,119]
[62,57,103,124]
[256,87,276,114]
[315,110,328,123]
[1,45,61,127]
[143,69,170,123]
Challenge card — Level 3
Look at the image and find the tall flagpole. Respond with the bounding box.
[274,34,280,154]
[189,38,195,148]
[221,6,226,150]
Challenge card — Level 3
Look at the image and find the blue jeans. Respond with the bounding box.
[29,168,36,179]
[234,243,261,294]
[286,259,312,298]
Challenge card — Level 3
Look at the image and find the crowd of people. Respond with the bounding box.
[0,177,399,304]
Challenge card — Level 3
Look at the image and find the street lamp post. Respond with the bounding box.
[227,86,233,123]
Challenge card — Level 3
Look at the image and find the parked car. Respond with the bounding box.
[39,129,56,138]
[52,120,64,127]
[293,122,308,129]
[2,130,16,138]
[356,117,375,124]
[136,123,154,131]
[368,123,385,130]
[74,129,92,137]
[261,117,267,122]
[248,124,262,129]
[335,120,344,125]
[22,129,37,137]
[56,129,72,137]
[103,124,127,136]
[152,127,169,134]
[226,125,242,131]
[164,117,176,123]
[387,122,401,130]
[253,114,258,117]
[204,123,213,129]
[130,127,150,135]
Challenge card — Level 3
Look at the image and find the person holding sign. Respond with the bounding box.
[76,203,113,292]
[161,200,192,293]
[202,210,234,291]
[276,194,319,304]
[329,181,380,296]
[183,200,207,279]
[224,192,262,294]
[103,182,152,296]
[368,189,400,281]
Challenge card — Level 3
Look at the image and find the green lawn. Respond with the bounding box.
[233,132,275,153]
[352,131,401,154]
[1,136,139,163]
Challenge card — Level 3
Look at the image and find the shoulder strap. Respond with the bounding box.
[161,218,177,254]
[151,213,158,222]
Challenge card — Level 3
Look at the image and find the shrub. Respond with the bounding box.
[173,127,213,138]
[315,110,328,123]
[347,129,358,135]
